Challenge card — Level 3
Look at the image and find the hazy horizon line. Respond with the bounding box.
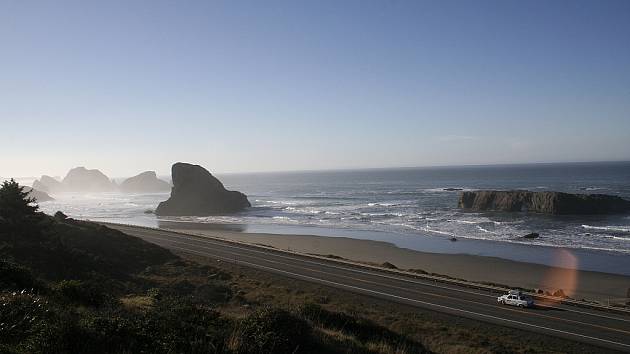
[216,159,630,176]
[5,159,630,180]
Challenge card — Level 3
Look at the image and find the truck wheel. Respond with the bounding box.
[518,304,523,308]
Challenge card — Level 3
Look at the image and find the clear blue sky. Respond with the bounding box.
[1,0,629,177]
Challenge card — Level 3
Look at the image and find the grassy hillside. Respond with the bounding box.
[0,179,431,353]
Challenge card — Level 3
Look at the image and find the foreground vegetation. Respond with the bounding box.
[0,179,431,353]
[0,180,615,353]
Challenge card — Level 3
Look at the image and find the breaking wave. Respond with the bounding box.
[582,225,630,233]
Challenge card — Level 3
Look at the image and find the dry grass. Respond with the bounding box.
[178,251,617,354]
[120,295,154,311]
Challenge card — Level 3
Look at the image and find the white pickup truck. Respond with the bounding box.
[497,290,534,308]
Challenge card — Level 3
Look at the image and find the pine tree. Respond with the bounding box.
[0,179,38,223]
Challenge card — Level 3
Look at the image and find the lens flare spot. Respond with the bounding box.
[539,249,578,304]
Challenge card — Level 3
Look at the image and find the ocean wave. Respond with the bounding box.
[255,199,298,206]
[283,207,325,214]
[476,225,495,234]
[581,225,630,233]
[367,202,403,207]
[291,195,359,200]
[415,226,455,237]
[579,187,608,191]
[359,212,406,218]
[272,216,297,222]
[592,234,630,241]
[447,219,479,225]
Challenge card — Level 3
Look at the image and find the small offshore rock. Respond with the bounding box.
[523,232,539,239]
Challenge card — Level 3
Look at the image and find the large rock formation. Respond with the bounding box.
[61,167,117,192]
[458,190,630,215]
[22,186,54,202]
[156,163,250,216]
[119,171,171,193]
[32,168,116,193]
[33,175,64,193]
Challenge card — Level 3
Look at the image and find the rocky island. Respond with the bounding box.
[23,186,54,202]
[155,163,250,216]
[32,175,64,193]
[33,167,117,193]
[119,171,171,193]
[458,190,630,215]
[62,167,117,192]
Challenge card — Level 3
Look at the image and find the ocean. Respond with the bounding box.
[32,161,630,272]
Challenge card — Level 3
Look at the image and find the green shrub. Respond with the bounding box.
[0,260,41,291]
[147,287,162,300]
[233,307,311,354]
[147,296,230,353]
[0,291,52,350]
[70,313,156,353]
[54,279,111,307]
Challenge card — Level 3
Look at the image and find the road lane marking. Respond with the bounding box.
[163,243,630,350]
[146,235,630,336]
[122,226,630,323]
[135,229,630,324]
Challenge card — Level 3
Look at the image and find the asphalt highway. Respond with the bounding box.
[107,224,630,352]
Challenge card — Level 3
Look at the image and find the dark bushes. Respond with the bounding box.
[232,307,311,354]
[300,303,428,353]
[54,279,112,307]
[0,260,41,291]
[146,296,230,353]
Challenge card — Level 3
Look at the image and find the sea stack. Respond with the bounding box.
[23,186,54,202]
[62,167,117,192]
[458,190,630,215]
[33,175,64,193]
[155,163,250,216]
[119,171,171,193]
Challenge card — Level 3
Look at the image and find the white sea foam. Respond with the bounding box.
[476,225,495,234]
[272,216,296,222]
[368,202,397,207]
[418,226,455,237]
[582,225,630,233]
[594,234,630,241]
[256,199,298,206]
[447,219,479,225]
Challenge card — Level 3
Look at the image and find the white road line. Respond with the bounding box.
[139,231,504,297]
[149,236,630,336]
[136,230,630,324]
[167,244,630,350]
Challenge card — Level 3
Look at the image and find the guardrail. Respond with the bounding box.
[97,221,630,316]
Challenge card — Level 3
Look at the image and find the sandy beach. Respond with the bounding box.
[164,226,630,302]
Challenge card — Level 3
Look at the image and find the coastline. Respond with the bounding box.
[156,223,630,302]
[151,220,630,274]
